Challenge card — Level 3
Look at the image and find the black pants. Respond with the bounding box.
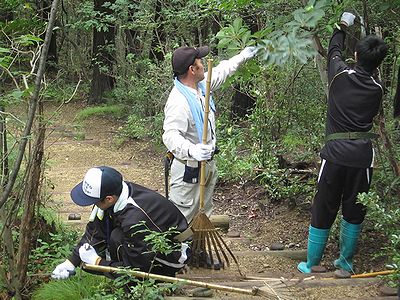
[311,160,372,229]
[108,227,183,277]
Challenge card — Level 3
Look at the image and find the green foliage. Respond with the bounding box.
[28,207,79,276]
[216,18,255,55]
[215,0,331,65]
[119,113,164,143]
[215,116,256,181]
[76,105,126,121]
[196,0,264,10]
[31,222,180,300]
[86,272,178,300]
[255,155,315,206]
[112,57,171,117]
[357,192,400,284]
[95,273,177,300]
[112,56,171,143]
[131,221,181,256]
[29,231,78,276]
[32,270,107,300]
[33,269,176,300]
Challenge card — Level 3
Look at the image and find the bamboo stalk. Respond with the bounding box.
[351,270,395,278]
[83,264,258,296]
[198,59,213,209]
[188,59,243,274]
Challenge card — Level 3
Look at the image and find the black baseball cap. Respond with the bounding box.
[172,46,209,76]
[70,166,123,206]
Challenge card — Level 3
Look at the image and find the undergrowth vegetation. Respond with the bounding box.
[1,0,399,297]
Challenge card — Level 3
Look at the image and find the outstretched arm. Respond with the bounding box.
[327,12,355,83]
[205,46,257,91]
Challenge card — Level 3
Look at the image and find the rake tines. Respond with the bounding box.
[190,210,243,276]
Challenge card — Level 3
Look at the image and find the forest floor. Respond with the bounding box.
[43,102,397,300]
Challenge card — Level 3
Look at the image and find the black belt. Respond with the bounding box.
[325,132,379,142]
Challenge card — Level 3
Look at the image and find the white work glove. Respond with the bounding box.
[340,12,356,27]
[240,46,258,60]
[189,143,213,161]
[51,259,75,280]
[79,243,101,265]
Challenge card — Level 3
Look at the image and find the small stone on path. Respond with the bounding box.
[311,265,326,273]
[270,242,284,251]
[334,269,351,278]
[68,213,81,220]
[191,287,214,297]
[226,231,240,238]
[379,285,398,296]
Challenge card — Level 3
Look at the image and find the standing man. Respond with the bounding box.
[51,166,191,279]
[163,45,257,223]
[297,12,388,273]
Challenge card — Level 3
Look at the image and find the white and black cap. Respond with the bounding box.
[70,166,123,206]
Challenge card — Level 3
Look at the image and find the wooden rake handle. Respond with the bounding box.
[199,59,213,210]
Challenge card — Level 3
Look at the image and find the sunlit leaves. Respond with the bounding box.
[216,0,330,66]
[14,34,43,46]
[195,0,263,10]
[215,18,254,55]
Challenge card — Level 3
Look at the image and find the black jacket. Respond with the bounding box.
[69,182,189,272]
[320,28,383,168]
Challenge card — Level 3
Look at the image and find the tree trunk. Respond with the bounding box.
[231,85,255,119]
[0,0,58,210]
[37,0,58,69]
[0,104,9,188]
[88,0,116,104]
[16,101,46,289]
[0,208,21,299]
[149,0,165,61]
[229,12,259,119]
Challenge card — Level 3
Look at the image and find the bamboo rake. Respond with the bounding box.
[189,59,241,274]
[82,264,286,299]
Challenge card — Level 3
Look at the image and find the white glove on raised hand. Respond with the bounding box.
[240,46,258,60]
[79,243,101,265]
[189,143,213,161]
[340,12,356,27]
[51,259,75,280]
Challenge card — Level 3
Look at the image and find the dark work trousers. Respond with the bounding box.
[109,227,181,277]
[311,160,372,229]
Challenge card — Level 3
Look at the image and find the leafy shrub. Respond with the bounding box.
[119,113,164,143]
[90,274,177,300]
[29,231,78,276]
[32,270,107,300]
[357,191,400,286]
[76,104,126,120]
[215,115,256,181]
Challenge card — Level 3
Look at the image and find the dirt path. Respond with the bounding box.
[43,102,394,300]
[44,102,164,226]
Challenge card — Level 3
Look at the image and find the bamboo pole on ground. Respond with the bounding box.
[82,264,290,299]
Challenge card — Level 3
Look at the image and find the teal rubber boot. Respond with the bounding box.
[297,226,330,273]
[334,219,362,273]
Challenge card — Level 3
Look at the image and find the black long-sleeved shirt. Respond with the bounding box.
[320,28,383,168]
[69,182,189,272]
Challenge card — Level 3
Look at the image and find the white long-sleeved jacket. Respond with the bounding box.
[163,53,248,160]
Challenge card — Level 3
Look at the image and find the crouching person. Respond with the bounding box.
[51,166,191,280]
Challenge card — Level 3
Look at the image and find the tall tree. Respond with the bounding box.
[88,0,116,104]
[37,0,58,69]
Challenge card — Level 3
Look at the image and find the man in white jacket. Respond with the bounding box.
[163,45,257,223]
